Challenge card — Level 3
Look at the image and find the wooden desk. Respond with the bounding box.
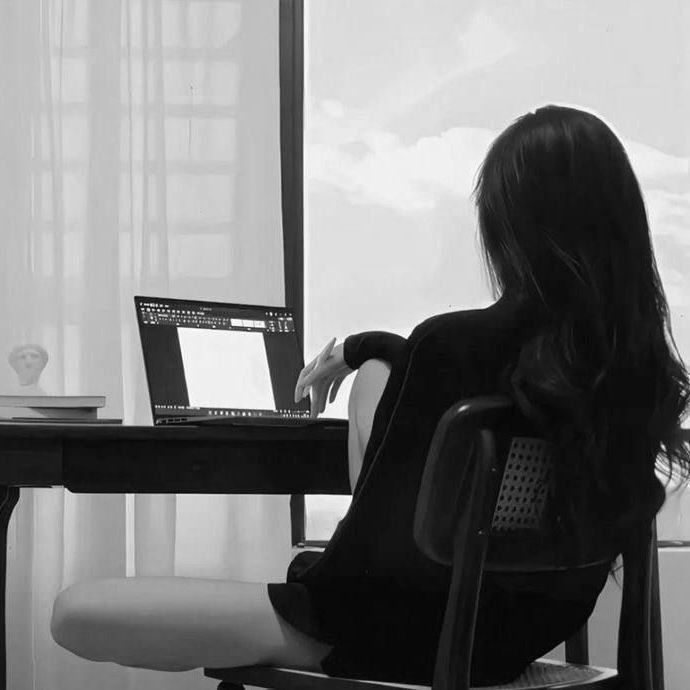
[0,421,350,689]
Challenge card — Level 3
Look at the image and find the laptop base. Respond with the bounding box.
[156,415,347,428]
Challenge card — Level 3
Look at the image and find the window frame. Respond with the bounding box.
[279,0,310,546]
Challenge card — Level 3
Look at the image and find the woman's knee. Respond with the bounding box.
[51,582,90,650]
[50,577,330,672]
[348,359,391,424]
[51,577,187,668]
[347,360,392,481]
[51,579,121,662]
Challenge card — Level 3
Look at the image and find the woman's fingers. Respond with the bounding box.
[294,337,341,411]
[319,337,336,361]
[314,338,335,369]
[328,373,347,403]
[295,338,337,403]
[294,358,317,401]
[310,370,349,416]
[320,388,330,415]
[321,371,344,413]
[309,373,346,417]
[310,381,327,418]
[300,366,322,396]
[301,356,318,379]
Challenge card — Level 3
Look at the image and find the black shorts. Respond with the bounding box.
[268,552,609,686]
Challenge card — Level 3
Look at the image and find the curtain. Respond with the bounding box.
[1,1,292,688]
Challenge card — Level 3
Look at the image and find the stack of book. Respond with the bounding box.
[0,395,120,424]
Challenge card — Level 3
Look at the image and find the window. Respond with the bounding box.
[303,0,690,541]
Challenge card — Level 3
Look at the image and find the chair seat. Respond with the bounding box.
[205,658,619,690]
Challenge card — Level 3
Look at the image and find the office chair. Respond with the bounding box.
[205,394,664,690]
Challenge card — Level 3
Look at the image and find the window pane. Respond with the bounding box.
[304,0,690,539]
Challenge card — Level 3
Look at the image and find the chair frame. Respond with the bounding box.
[206,395,665,690]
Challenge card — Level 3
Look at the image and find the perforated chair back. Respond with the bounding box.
[490,437,552,533]
[412,394,663,690]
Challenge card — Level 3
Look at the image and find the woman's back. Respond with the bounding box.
[272,104,689,686]
[271,293,626,684]
[303,293,579,583]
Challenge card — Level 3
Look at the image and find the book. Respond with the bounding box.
[0,395,106,421]
[0,395,105,408]
[6,417,123,425]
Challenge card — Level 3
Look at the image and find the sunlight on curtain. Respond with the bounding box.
[1,1,288,688]
[304,1,690,539]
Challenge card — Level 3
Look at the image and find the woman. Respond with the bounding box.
[51,105,690,684]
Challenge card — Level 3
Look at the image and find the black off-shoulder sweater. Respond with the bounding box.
[267,294,660,685]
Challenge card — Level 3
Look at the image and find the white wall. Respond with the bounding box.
[549,549,690,690]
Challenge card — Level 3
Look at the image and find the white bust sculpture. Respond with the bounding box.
[8,344,49,395]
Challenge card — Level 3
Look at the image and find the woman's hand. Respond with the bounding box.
[294,338,354,418]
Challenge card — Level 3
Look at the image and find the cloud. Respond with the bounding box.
[307,101,689,216]
[621,138,689,182]
[361,8,516,127]
[456,8,516,73]
[307,104,495,211]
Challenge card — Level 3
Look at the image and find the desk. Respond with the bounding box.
[0,421,350,689]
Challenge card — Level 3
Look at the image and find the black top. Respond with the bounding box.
[268,294,651,684]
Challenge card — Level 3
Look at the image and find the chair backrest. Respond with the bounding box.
[490,436,552,532]
[413,394,663,690]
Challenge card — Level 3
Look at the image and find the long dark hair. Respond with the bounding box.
[473,105,690,549]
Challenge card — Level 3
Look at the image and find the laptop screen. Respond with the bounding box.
[135,296,311,423]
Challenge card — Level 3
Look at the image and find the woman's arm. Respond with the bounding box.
[295,319,443,418]
[343,331,407,370]
[295,332,409,418]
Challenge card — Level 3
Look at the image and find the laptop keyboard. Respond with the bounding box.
[157,415,347,428]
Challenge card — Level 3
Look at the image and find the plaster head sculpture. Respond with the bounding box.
[8,344,49,387]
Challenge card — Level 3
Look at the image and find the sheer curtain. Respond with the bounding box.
[1,1,292,688]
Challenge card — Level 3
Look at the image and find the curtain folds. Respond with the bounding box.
[2,1,291,688]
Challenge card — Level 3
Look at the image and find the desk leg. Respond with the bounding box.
[0,486,19,690]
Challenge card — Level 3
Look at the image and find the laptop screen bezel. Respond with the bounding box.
[134,295,306,424]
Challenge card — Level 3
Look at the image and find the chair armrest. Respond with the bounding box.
[414,395,514,565]
[413,395,514,690]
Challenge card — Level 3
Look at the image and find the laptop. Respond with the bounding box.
[134,295,347,428]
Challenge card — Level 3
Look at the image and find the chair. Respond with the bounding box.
[205,394,664,690]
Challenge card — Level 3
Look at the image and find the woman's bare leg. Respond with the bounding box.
[51,576,332,672]
[50,360,392,673]
[347,359,392,491]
